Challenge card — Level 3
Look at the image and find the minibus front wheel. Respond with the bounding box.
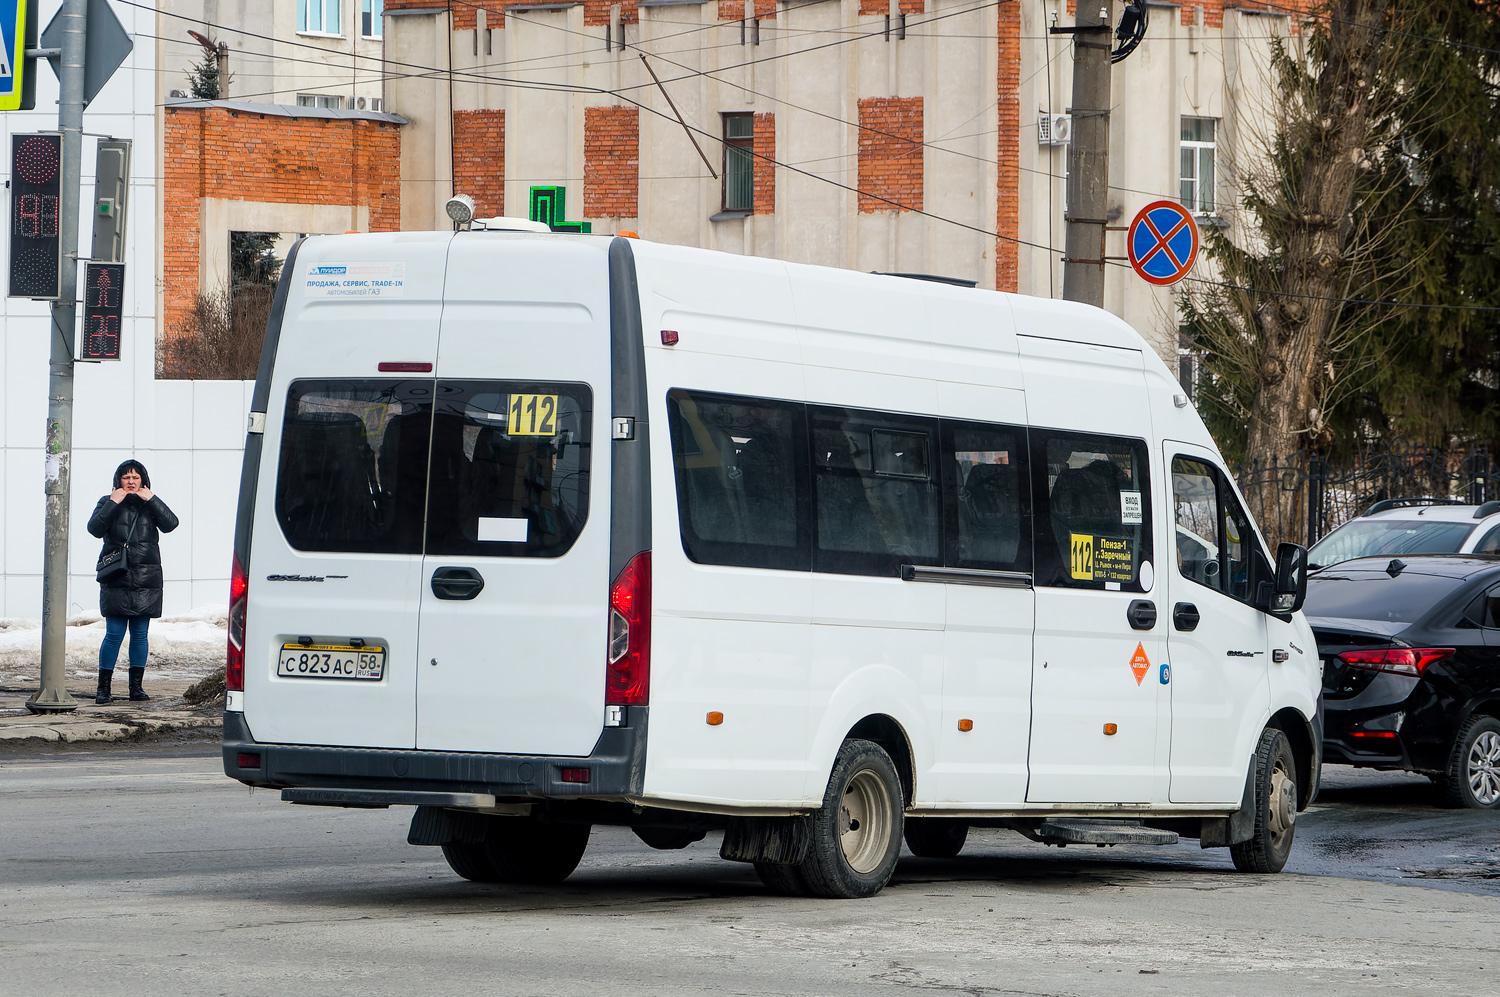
[798,738,905,899]
[1230,728,1297,874]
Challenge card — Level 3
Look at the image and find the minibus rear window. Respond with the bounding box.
[1031,432,1153,591]
[275,380,430,554]
[275,379,591,557]
[424,380,592,557]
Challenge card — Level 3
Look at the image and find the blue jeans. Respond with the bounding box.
[99,615,150,671]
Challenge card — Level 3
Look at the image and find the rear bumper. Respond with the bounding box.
[222,709,648,801]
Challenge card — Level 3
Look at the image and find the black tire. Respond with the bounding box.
[903,818,968,859]
[441,840,500,882]
[754,861,810,896]
[632,826,707,850]
[483,819,592,883]
[1230,728,1298,874]
[796,738,904,899]
[1438,715,1500,810]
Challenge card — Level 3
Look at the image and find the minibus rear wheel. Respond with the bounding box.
[903,817,968,859]
[1230,728,1297,874]
[797,738,904,899]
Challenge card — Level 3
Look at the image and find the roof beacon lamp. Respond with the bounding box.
[446,193,476,230]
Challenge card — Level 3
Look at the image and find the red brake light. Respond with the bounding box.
[377,362,433,372]
[227,554,247,692]
[1337,647,1455,677]
[560,767,591,783]
[606,551,651,706]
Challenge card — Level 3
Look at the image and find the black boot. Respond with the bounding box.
[94,669,114,705]
[128,667,150,702]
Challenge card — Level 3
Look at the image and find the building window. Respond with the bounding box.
[299,0,341,35]
[1180,116,1217,215]
[722,113,754,212]
[296,94,344,109]
[362,0,383,38]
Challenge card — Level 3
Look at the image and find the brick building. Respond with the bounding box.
[382,0,1300,362]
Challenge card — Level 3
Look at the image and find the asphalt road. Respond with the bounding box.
[3,745,1498,996]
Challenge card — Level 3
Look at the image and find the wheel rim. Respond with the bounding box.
[839,768,894,875]
[1268,759,1296,848]
[1466,730,1500,806]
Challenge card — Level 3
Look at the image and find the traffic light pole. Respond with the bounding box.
[28,0,87,714]
[1060,4,1113,308]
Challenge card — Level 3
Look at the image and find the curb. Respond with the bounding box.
[0,708,222,748]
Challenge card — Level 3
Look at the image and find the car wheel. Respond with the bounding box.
[441,840,500,882]
[903,818,968,858]
[1439,715,1500,810]
[1230,728,1298,874]
[482,818,592,883]
[796,738,904,899]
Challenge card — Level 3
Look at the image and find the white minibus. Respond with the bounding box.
[223,229,1320,898]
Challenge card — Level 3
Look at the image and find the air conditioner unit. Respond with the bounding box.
[1048,113,1073,146]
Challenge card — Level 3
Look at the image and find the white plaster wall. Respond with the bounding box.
[160,0,387,108]
[2,2,252,619]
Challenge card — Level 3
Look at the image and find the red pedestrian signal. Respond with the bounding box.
[9,132,64,299]
[80,262,124,361]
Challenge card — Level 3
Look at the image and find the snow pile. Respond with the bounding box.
[0,606,227,682]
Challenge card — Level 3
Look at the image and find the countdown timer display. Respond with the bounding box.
[9,132,64,299]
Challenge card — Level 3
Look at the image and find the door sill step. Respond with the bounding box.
[1037,818,1178,845]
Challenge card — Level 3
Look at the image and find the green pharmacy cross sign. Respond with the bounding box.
[529,186,590,234]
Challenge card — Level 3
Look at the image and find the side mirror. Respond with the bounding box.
[1272,542,1308,614]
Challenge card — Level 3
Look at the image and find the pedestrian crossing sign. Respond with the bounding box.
[0,0,29,112]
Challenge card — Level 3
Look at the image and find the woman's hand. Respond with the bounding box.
[110,488,127,504]
[138,487,153,501]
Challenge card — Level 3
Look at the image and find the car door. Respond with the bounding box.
[414,238,614,756]
[1164,443,1273,804]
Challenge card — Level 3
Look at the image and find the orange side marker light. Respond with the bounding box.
[706,711,724,726]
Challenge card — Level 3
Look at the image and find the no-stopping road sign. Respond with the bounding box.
[1127,200,1200,286]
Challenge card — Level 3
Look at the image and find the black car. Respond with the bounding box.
[1306,554,1500,809]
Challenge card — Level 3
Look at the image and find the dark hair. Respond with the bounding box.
[112,460,152,489]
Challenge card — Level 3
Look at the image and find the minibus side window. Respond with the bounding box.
[812,407,941,576]
[425,381,593,557]
[1030,431,1153,591]
[275,380,430,554]
[942,421,1031,573]
[667,390,811,571]
[1172,456,1260,604]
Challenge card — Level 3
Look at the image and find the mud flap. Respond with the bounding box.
[719,816,810,865]
[1199,762,1258,848]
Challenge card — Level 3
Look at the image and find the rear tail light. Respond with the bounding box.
[606,551,651,706]
[227,554,248,692]
[1337,647,1454,677]
[560,767,591,784]
[1349,731,1399,741]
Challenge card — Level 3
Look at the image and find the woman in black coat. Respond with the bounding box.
[87,459,180,704]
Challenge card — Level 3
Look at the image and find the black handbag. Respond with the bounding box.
[96,508,139,583]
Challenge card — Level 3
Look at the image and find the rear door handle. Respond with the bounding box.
[1127,599,1157,630]
[1173,602,1201,631]
[431,566,485,600]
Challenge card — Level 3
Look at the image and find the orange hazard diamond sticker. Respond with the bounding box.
[1130,643,1151,686]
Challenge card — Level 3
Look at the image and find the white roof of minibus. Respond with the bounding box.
[295,231,1153,356]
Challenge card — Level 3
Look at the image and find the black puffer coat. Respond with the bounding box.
[87,461,180,619]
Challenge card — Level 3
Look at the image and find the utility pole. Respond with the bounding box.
[1060,3,1114,307]
[27,0,88,714]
